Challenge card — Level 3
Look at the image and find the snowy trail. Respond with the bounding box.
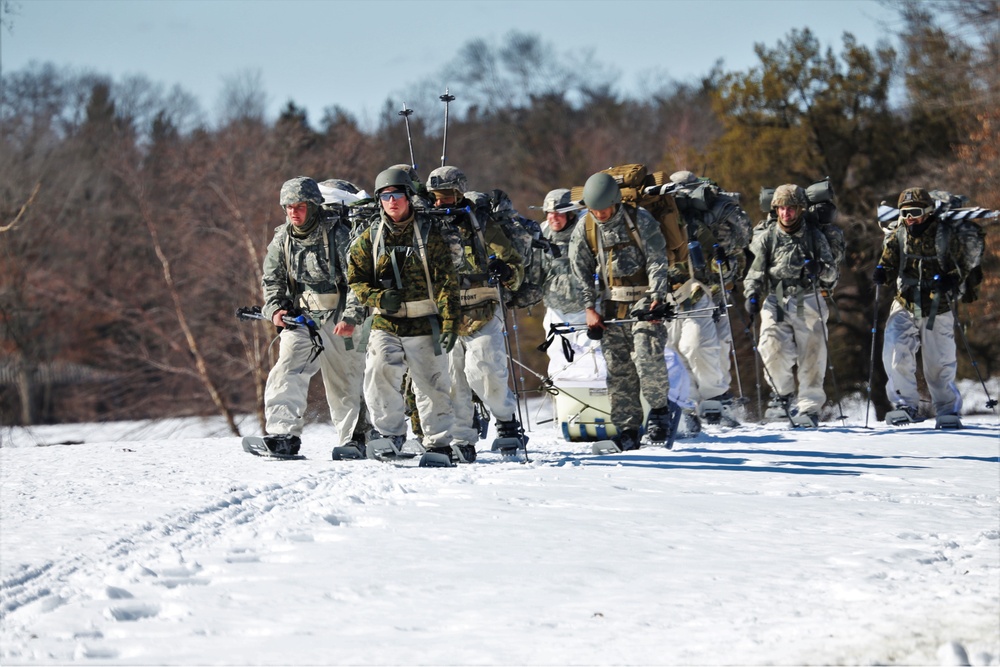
[1,414,998,665]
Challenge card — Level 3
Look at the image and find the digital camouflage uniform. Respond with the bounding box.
[347,200,463,449]
[569,202,673,434]
[877,188,983,418]
[666,171,752,410]
[744,185,839,420]
[431,183,525,446]
[262,177,368,448]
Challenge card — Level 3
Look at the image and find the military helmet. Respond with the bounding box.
[318,178,359,195]
[582,172,622,210]
[389,164,421,183]
[279,176,323,207]
[897,187,933,209]
[771,184,807,209]
[427,166,467,194]
[542,188,573,213]
[373,167,414,196]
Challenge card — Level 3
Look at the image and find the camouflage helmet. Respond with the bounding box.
[582,172,622,210]
[897,187,933,209]
[318,178,359,195]
[771,184,807,209]
[427,166,467,194]
[279,176,323,207]
[542,188,573,213]
[390,164,421,184]
[373,167,414,196]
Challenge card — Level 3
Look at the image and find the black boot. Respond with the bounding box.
[613,428,640,451]
[646,406,675,443]
[495,418,528,446]
[263,434,301,456]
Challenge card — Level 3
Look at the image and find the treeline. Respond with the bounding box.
[1,1,997,428]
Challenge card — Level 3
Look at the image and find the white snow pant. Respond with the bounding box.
[448,308,518,444]
[667,293,729,402]
[364,329,458,447]
[757,291,828,416]
[882,300,961,416]
[264,320,365,445]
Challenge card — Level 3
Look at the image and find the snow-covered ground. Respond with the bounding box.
[1,382,998,666]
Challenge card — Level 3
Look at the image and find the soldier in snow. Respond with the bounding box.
[873,187,985,429]
[665,171,752,432]
[425,165,527,453]
[568,172,676,451]
[258,177,368,457]
[347,167,473,463]
[743,184,839,428]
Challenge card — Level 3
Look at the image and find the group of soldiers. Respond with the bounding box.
[252,163,985,461]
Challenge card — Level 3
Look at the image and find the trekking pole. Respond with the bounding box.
[439,88,455,167]
[506,306,532,430]
[713,245,746,404]
[236,306,326,361]
[949,299,999,413]
[811,280,847,425]
[486,257,530,462]
[864,281,881,429]
[732,301,764,421]
[397,104,417,171]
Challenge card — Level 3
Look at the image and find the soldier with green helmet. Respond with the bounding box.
[873,187,983,428]
[744,183,839,427]
[425,165,527,452]
[347,167,473,463]
[568,171,676,451]
[258,176,368,457]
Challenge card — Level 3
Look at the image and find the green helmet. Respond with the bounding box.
[542,188,573,213]
[582,172,621,210]
[771,184,807,209]
[279,176,323,207]
[373,167,414,196]
[427,166,467,194]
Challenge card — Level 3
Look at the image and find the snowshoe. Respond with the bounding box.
[242,434,303,459]
[646,402,683,450]
[763,393,794,422]
[697,400,723,425]
[885,404,923,426]
[934,414,962,429]
[491,418,527,457]
[331,440,365,460]
[366,435,416,461]
[790,412,819,428]
[419,445,458,468]
[679,410,701,439]
[591,428,639,455]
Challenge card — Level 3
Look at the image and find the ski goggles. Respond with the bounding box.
[379,191,407,202]
[899,206,930,219]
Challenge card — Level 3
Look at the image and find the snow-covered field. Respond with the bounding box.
[2,384,998,666]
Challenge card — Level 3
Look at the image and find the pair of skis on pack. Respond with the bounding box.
[241,434,526,467]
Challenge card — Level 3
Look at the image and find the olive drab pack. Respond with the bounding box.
[877,190,993,304]
[464,189,545,309]
[572,163,690,265]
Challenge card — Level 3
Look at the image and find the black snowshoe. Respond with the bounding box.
[243,434,303,459]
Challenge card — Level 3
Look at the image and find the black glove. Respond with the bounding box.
[487,258,513,282]
[936,273,959,295]
[380,289,402,313]
[632,302,675,321]
[586,326,604,341]
[746,293,761,317]
[872,265,887,285]
[440,331,458,353]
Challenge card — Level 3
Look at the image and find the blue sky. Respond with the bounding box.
[3,0,899,128]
